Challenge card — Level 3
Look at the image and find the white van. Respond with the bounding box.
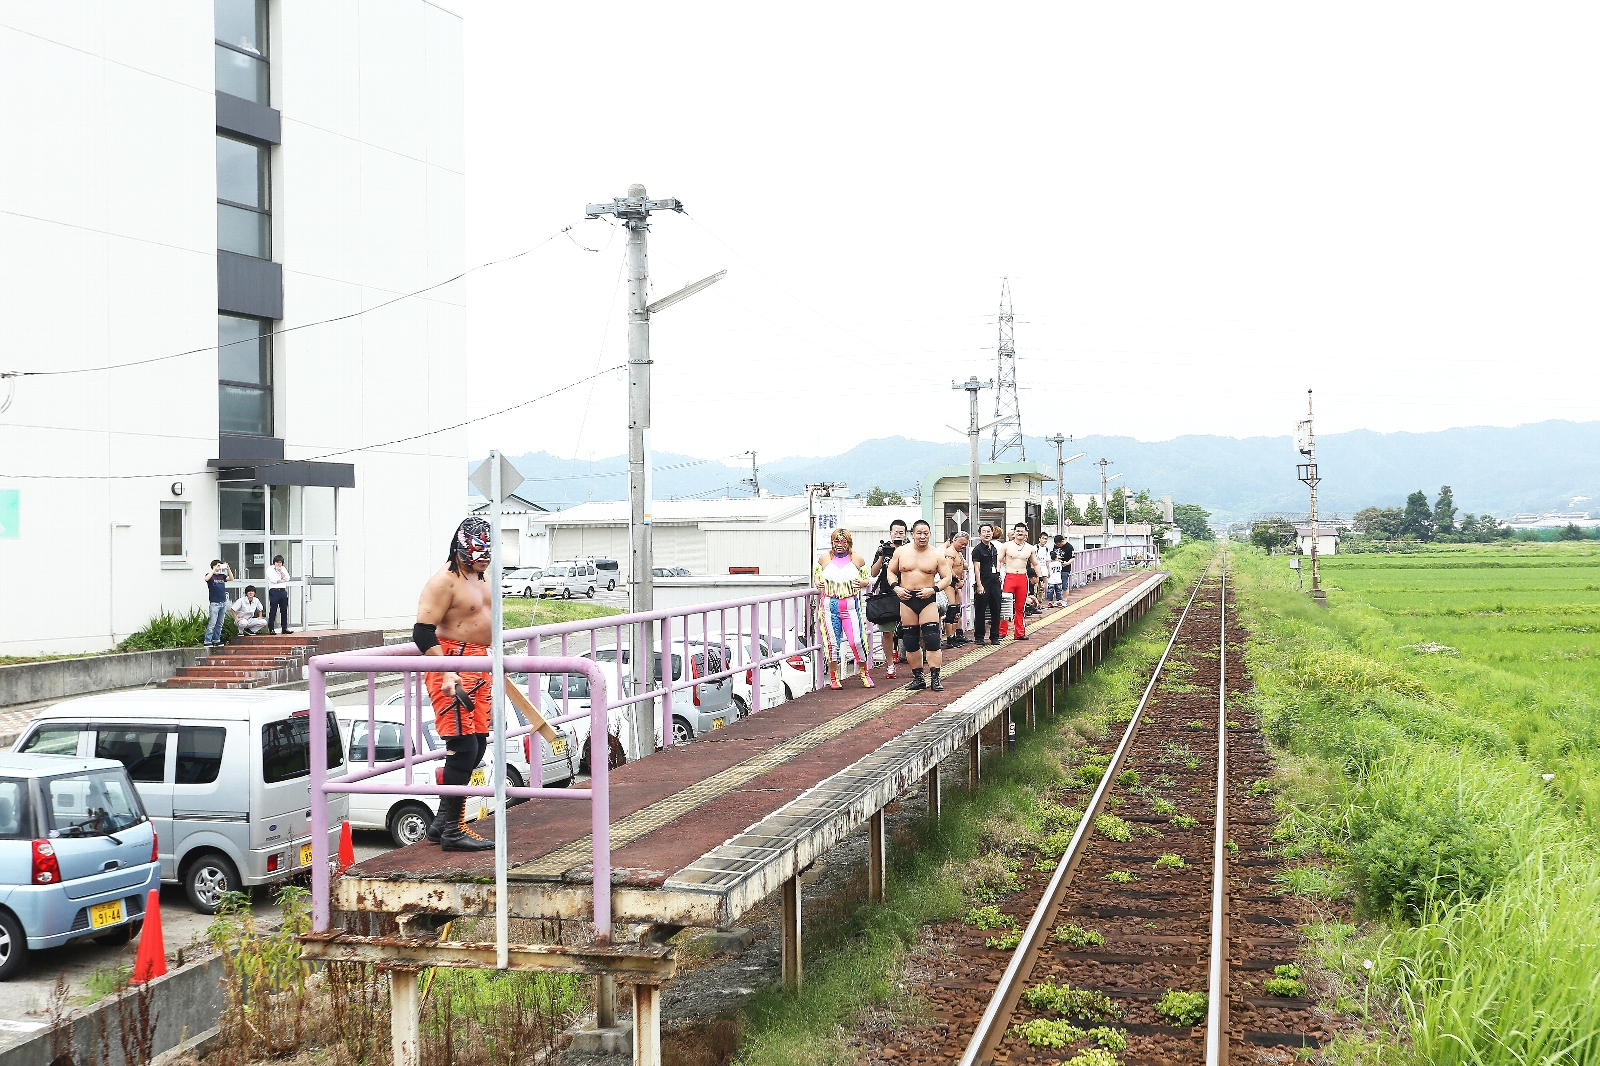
[541,561,598,599]
[13,692,349,914]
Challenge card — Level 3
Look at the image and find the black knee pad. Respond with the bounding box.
[441,734,487,784]
[902,624,922,652]
[921,621,942,651]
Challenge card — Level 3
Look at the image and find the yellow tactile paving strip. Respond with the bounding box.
[512,580,1129,880]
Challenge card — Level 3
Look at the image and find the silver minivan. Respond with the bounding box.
[540,562,597,599]
[13,692,349,914]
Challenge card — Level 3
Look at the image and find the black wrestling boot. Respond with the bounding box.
[929,668,944,692]
[439,797,494,852]
[904,669,927,691]
[425,804,449,845]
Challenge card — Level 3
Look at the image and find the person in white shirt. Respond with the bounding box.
[232,586,267,636]
[265,555,291,634]
[1031,533,1051,612]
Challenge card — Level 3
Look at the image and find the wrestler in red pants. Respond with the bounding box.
[1002,572,1030,638]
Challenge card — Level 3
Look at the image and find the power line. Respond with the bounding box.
[0,364,625,481]
[2,218,598,379]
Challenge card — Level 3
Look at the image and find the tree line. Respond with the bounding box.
[1351,486,1512,542]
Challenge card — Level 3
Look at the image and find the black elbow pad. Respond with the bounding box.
[413,622,439,653]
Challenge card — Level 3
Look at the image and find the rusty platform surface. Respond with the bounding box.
[337,569,1167,928]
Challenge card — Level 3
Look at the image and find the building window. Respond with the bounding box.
[217,134,270,258]
[214,0,268,105]
[160,503,187,560]
[218,313,272,436]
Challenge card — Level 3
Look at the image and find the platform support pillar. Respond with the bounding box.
[926,765,941,821]
[967,733,980,790]
[597,975,617,1029]
[1027,687,1036,730]
[389,969,420,1066]
[781,875,802,991]
[1047,672,1055,717]
[633,984,661,1066]
[868,810,886,901]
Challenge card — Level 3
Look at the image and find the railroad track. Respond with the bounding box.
[957,554,1326,1065]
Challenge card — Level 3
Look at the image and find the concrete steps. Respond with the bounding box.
[163,629,384,690]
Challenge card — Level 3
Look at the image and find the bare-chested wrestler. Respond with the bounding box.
[944,531,970,648]
[414,517,558,851]
[887,519,955,691]
[998,522,1036,639]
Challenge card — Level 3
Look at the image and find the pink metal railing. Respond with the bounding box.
[1068,546,1123,586]
[308,654,614,935]
[307,588,823,936]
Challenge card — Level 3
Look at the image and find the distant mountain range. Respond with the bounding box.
[484,420,1600,524]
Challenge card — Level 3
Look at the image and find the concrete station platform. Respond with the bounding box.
[333,568,1169,933]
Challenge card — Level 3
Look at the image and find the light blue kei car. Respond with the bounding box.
[0,753,160,980]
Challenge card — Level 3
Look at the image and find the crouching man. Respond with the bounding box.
[411,518,501,852]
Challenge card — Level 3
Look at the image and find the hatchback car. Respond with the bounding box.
[501,568,543,598]
[593,559,620,591]
[0,753,161,980]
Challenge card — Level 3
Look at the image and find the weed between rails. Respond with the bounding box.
[1232,544,1600,1064]
[734,547,1212,1066]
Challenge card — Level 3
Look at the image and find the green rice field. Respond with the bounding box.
[1234,541,1600,1064]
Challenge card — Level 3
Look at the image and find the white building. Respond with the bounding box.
[1296,526,1340,556]
[0,1,466,655]
[1505,511,1600,530]
[470,492,550,568]
[535,498,918,580]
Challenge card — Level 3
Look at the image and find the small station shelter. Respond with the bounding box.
[921,461,1054,542]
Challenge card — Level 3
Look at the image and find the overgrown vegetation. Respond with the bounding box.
[499,598,622,629]
[117,606,235,651]
[203,887,583,1066]
[1154,989,1207,1026]
[1232,541,1600,1063]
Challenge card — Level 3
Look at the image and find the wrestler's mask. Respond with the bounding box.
[453,517,492,564]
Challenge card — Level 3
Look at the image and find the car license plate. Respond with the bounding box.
[552,739,567,755]
[712,717,725,729]
[470,769,486,786]
[90,900,123,929]
[300,842,313,867]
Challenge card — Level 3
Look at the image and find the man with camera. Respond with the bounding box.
[869,519,908,676]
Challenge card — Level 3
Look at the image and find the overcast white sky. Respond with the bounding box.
[453,2,1600,468]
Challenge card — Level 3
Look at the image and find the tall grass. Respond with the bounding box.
[1231,545,1600,1064]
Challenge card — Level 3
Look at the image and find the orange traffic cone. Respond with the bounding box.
[338,820,355,872]
[131,889,166,983]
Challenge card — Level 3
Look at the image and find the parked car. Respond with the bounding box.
[336,705,497,847]
[540,563,597,599]
[501,567,543,598]
[548,642,733,753]
[381,687,578,793]
[0,753,162,980]
[594,559,620,591]
[671,567,692,576]
[706,637,786,715]
[651,567,674,578]
[13,692,349,914]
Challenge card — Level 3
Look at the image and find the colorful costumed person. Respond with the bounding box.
[814,528,875,689]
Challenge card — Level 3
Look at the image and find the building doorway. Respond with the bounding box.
[219,484,338,630]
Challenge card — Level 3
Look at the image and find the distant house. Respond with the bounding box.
[1505,511,1600,530]
[469,492,550,568]
[1296,526,1339,556]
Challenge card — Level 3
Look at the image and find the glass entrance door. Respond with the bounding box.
[303,540,336,628]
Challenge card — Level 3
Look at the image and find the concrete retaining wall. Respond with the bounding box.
[0,649,202,708]
[0,956,226,1066]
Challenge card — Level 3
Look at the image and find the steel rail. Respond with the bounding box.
[1205,551,1230,1063]
[958,560,1216,1066]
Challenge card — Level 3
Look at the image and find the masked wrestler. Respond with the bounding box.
[412,517,499,851]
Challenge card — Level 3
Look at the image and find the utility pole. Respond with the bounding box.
[741,451,760,497]
[1045,434,1086,539]
[1296,390,1324,607]
[954,376,995,632]
[585,185,724,756]
[990,280,1025,461]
